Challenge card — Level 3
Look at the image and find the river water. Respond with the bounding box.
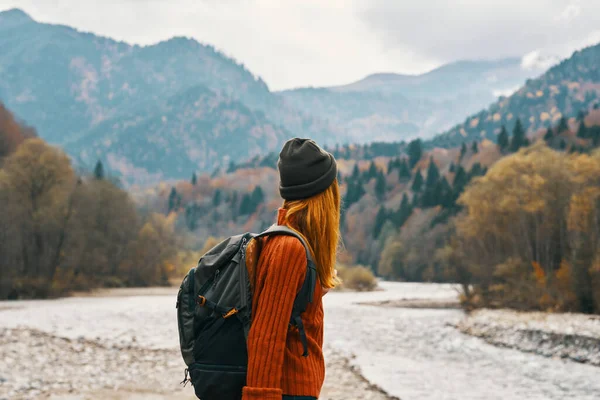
[1,282,599,400]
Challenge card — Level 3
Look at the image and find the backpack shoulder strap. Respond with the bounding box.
[252,224,317,357]
[253,225,314,263]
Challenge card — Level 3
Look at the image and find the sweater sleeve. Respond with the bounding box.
[242,236,306,400]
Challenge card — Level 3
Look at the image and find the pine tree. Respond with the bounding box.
[93,160,104,180]
[510,118,528,152]
[392,193,413,228]
[438,177,453,208]
[351,163,360,180]
[449,162,456,173]
[420,186,436,208]
[373,207,387,238]
[344,182,355,206]
[577,121,588,139]
[543,128,554,142]
[251,186,265,207]
[407,139,423,168]
[568,145,578,154]
[227,161,236,173]
[374,172,386,201]
[368,161,378,180]
[469,163,484,179]
[497,126,509,152]
[344,181,366,208]
[425,158,440,189]
[212,189,222,207]
[459,142,467,160]
[230,191,239,217]
[411,170,424,192]
[471,141,479,154]
[184,203,200,231]
[387,158,395,175]
[168,187,180,213]
[399,158,412,181]
[412,193,420,208]
[557,117,568,133]
[452,165,469,200]
[239,193,252,215]
[559,139,567,150]
[191,172,197,185]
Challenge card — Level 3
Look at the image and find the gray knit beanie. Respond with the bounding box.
[278,138,338,201]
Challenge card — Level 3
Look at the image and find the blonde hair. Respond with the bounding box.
[281,178,341,289]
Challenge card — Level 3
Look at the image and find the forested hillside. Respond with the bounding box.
[431,43,600,148]
[148,106,600,314]
[66,85,289,185]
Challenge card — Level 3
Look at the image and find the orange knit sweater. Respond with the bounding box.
[242,208,325,400]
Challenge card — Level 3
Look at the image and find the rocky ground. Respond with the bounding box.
[457,309,600,367]
[3,283,600,400]
[0,328,395,400]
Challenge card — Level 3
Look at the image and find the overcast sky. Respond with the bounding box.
[1,0,599,90]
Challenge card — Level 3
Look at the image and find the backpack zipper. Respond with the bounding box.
[190,362,247,372]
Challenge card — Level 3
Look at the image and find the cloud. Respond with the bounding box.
[521,50,561,71]
[360,0,600,63]
[556,1,581,22]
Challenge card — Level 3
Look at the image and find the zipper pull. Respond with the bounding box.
[180,368,190,386]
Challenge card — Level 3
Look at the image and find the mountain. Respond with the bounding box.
[334,59,529,97]
[0,8,333,182]
[66,85,287,185]
[279,59,545,143]
[0,8,549,183]
[430,43,600,148]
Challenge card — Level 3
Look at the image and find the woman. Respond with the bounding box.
[242,138,341,400]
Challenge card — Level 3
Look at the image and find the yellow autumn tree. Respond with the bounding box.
[455,142,600,313]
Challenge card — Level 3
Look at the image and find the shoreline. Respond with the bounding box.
[360,296,600,368]
[456,309,600,367]
[358,298,461,309]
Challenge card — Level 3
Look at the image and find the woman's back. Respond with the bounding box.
[242,138,339,400]
[243,209,325,400]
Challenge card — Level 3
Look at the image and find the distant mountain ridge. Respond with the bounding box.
[0,8,332,182]
[430,43,600,148]
[0,8,547,183]
[279,58,545,143]
[332,58,526,95]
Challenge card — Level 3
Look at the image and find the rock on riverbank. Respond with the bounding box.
[457,309,600,367]
[0,328,396,400]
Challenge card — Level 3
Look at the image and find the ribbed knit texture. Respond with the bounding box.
[242,209,325,400]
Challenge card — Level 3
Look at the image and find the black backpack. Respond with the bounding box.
[176,225,317,400]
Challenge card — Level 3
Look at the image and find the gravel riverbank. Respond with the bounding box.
[2,283,600,400]
[0,328,395,400]
[457,309,600,367]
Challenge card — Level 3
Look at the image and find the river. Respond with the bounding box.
[1,282,599,400]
